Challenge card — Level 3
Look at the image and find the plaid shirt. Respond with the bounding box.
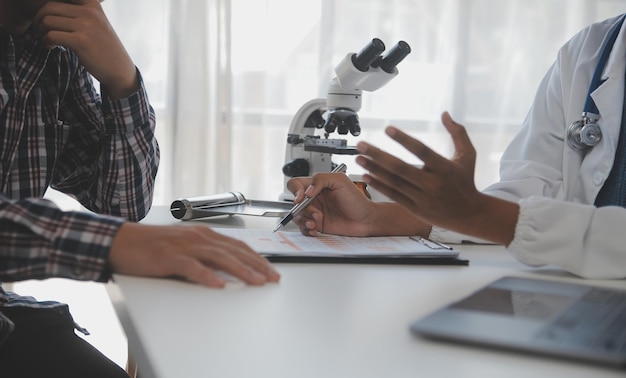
[0,27,159,344]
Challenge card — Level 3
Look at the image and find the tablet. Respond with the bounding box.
[410,276,626,368]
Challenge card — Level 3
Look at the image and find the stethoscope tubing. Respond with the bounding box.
[583,14,626,117]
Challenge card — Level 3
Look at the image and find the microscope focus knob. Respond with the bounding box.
[282,158,310,177]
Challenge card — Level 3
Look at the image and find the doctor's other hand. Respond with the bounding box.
[108,222,281,288]
[355,111,518,246]
[286,172,429,237]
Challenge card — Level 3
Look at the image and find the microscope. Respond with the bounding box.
[279,38,411,200]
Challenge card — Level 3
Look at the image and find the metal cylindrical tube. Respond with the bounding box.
[170,192,246,220]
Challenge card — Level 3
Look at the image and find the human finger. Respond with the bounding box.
[35,2,106,49]
[33,2,68,32]
[203,252,269,286]
[355,139,449,214]
[286,177,312,203]
[164,255,227,288]
[198,231,281,284]
[155,225,278,286]
[382,127,450,172]
[67,0,102,5]
[355,155,422,213]
[34,0,102,24]
[35,14,76,34]
[292,204,322,236]
[440,111,476,172]
[302,171,355,198]
[360,171,418,212]
[355,141,429,193]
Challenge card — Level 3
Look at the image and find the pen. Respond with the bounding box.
[273,163,348,232]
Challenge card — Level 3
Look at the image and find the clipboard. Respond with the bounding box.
[265,255,469,265]
[213,229,469,266]
[171,192,292,220]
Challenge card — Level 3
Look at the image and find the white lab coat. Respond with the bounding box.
[430,14,626,279]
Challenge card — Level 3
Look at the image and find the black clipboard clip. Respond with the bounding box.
[410,236,454,250]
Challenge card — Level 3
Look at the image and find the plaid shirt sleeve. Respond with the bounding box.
[52,64,160,221]
[0,195,124,282]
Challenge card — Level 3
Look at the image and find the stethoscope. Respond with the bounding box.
[567,14,626,150]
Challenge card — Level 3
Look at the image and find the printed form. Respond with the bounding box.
[213,228,459,258]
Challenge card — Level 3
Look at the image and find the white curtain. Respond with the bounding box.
[100,0,626,205]
[164,0,233,201]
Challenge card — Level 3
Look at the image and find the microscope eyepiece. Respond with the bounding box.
[379,41,411,73]
[351,38,386,72]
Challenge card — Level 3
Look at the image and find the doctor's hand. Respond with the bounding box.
[287,172,375,237]
[286,172,428,237]
[355,112,517,245]
[108,222,281,288]
[34,0,139,99]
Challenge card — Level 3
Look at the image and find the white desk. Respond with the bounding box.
[107,206,626,378]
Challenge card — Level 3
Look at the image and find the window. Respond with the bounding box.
[97,0,626,204]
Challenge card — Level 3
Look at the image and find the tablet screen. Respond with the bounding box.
[450,287,578,320]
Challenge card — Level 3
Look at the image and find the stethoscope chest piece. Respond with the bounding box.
[566,14,624,151]
[567,113,602,150]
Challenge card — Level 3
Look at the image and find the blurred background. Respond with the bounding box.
[28,0,626,369]
[101,0,626,204]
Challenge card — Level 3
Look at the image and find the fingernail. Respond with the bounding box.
[268,268,281,282]
[208,276,226,288]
